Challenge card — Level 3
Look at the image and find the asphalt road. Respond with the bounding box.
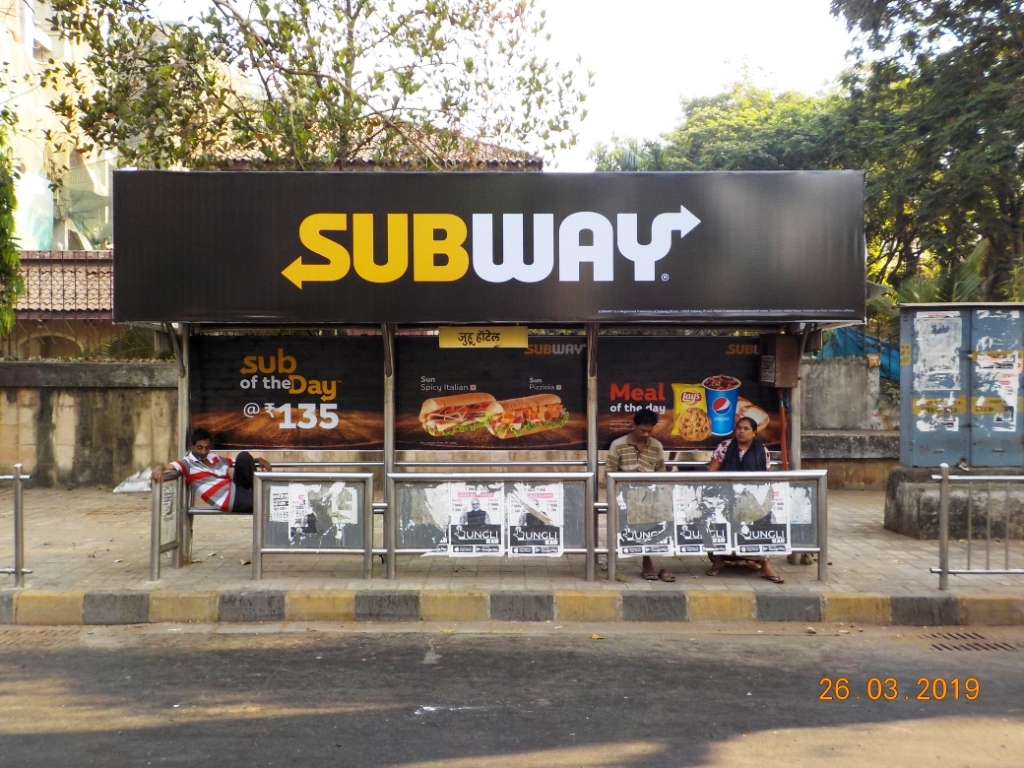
[0,622,1021,768]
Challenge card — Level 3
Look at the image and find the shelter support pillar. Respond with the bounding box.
[585,323,599,581]
[383,324,397,580]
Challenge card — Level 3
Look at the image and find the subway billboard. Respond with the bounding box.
[113,170,865,324]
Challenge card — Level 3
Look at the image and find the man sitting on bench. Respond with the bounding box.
[151,428,272,513]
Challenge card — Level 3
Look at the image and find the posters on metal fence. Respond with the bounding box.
[672,485,730,555]
[447,482,504,556]
[396,336,586,450]
[264,481,363,550]
[615,479,792,558]
[597,336,781,451]
[190,336,384,450]
[506,481,564,557]
[727,482,791,556]
[615,482,674,556]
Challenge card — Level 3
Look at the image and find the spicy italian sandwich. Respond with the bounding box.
[485,394,569,439]
[419,393,497,436]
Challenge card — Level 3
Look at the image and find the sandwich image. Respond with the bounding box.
[735,397,770,430]
[419,393,497,436]
[485,394,569,439]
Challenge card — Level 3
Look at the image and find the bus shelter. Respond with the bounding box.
[117,171,865,580]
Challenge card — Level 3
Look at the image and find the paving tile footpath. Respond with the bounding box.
[1,487,1023,626]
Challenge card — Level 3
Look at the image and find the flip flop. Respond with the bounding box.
[705,566,723,577]
[761,573,785,584]
[641,570,659,581]
[658,569,676,583]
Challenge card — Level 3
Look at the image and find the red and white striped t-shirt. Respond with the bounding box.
[171,452,236,511]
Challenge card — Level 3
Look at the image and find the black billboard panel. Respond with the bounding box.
[113,171,865,324]
[190,336,384,449]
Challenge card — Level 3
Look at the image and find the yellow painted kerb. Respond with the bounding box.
[16,591,84,625]
[149,592,219,624]
[555,591,621,622]
[286,591,356,621]
[686,591,755,621]
[420,591,489,622]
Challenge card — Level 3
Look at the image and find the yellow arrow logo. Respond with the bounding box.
[281,213,351,289]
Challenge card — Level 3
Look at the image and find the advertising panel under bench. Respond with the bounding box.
[190,336,384,449]
[598,337,780,450]
[397,336,586,450]
[113,171,865,324]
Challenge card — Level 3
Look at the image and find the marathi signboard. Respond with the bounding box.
[190,336,384,449]
[113,171,865,324]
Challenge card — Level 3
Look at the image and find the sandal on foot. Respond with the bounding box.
[705,566,723,577]
[761,573,784,584]
[641,570,659,581]
[658,569,676,583]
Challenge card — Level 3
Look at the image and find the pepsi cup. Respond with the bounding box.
[702,375,741,435]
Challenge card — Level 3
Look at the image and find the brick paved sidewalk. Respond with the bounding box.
[1,487,1022,625]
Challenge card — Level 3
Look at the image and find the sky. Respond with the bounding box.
[151,0,858,171]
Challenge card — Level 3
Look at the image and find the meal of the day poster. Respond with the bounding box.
[598,337,781,450]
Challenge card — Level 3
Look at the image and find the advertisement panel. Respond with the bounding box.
[114,171,865,324]
[190,336,384,449]
[598,336,780,450]
[396,336,586,450]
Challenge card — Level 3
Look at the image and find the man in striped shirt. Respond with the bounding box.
[606,408,674,582]
[151,428,272,513]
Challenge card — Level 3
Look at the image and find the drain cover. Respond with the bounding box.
[922,631,1021,652]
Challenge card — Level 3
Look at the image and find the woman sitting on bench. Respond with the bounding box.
[151,428,272,513]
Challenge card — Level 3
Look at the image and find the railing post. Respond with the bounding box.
[939,463,950,591]
[150,475,162,581]
[13,464,25,588]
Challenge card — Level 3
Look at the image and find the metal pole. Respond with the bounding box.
[817,471,828,583]
[253,474,263,580]
[939,463,949,591]
[789,328,808,470]
[13,464,25,588]
[150,476,162,581]
[176,325,191,567]
[605,474,617,580]
[585,322,598,581]
[382,323,396,580]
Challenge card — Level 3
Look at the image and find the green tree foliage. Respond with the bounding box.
[46,0,590,170]
[832,0,1024,299]
[0,116,24,335]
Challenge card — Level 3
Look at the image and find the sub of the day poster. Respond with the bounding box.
[190,336,384,449]
[396,336,586,450]
[731,482,791,556]
[447,483,504,556]
[506,482,564,557]
[672,485,730,555]
[598,337,780,451]
[615,482,674,557]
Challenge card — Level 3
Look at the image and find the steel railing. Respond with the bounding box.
[1,465,32,587]
[932,464,1024,590]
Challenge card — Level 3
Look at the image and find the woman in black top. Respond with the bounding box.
[705,416,784,583]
